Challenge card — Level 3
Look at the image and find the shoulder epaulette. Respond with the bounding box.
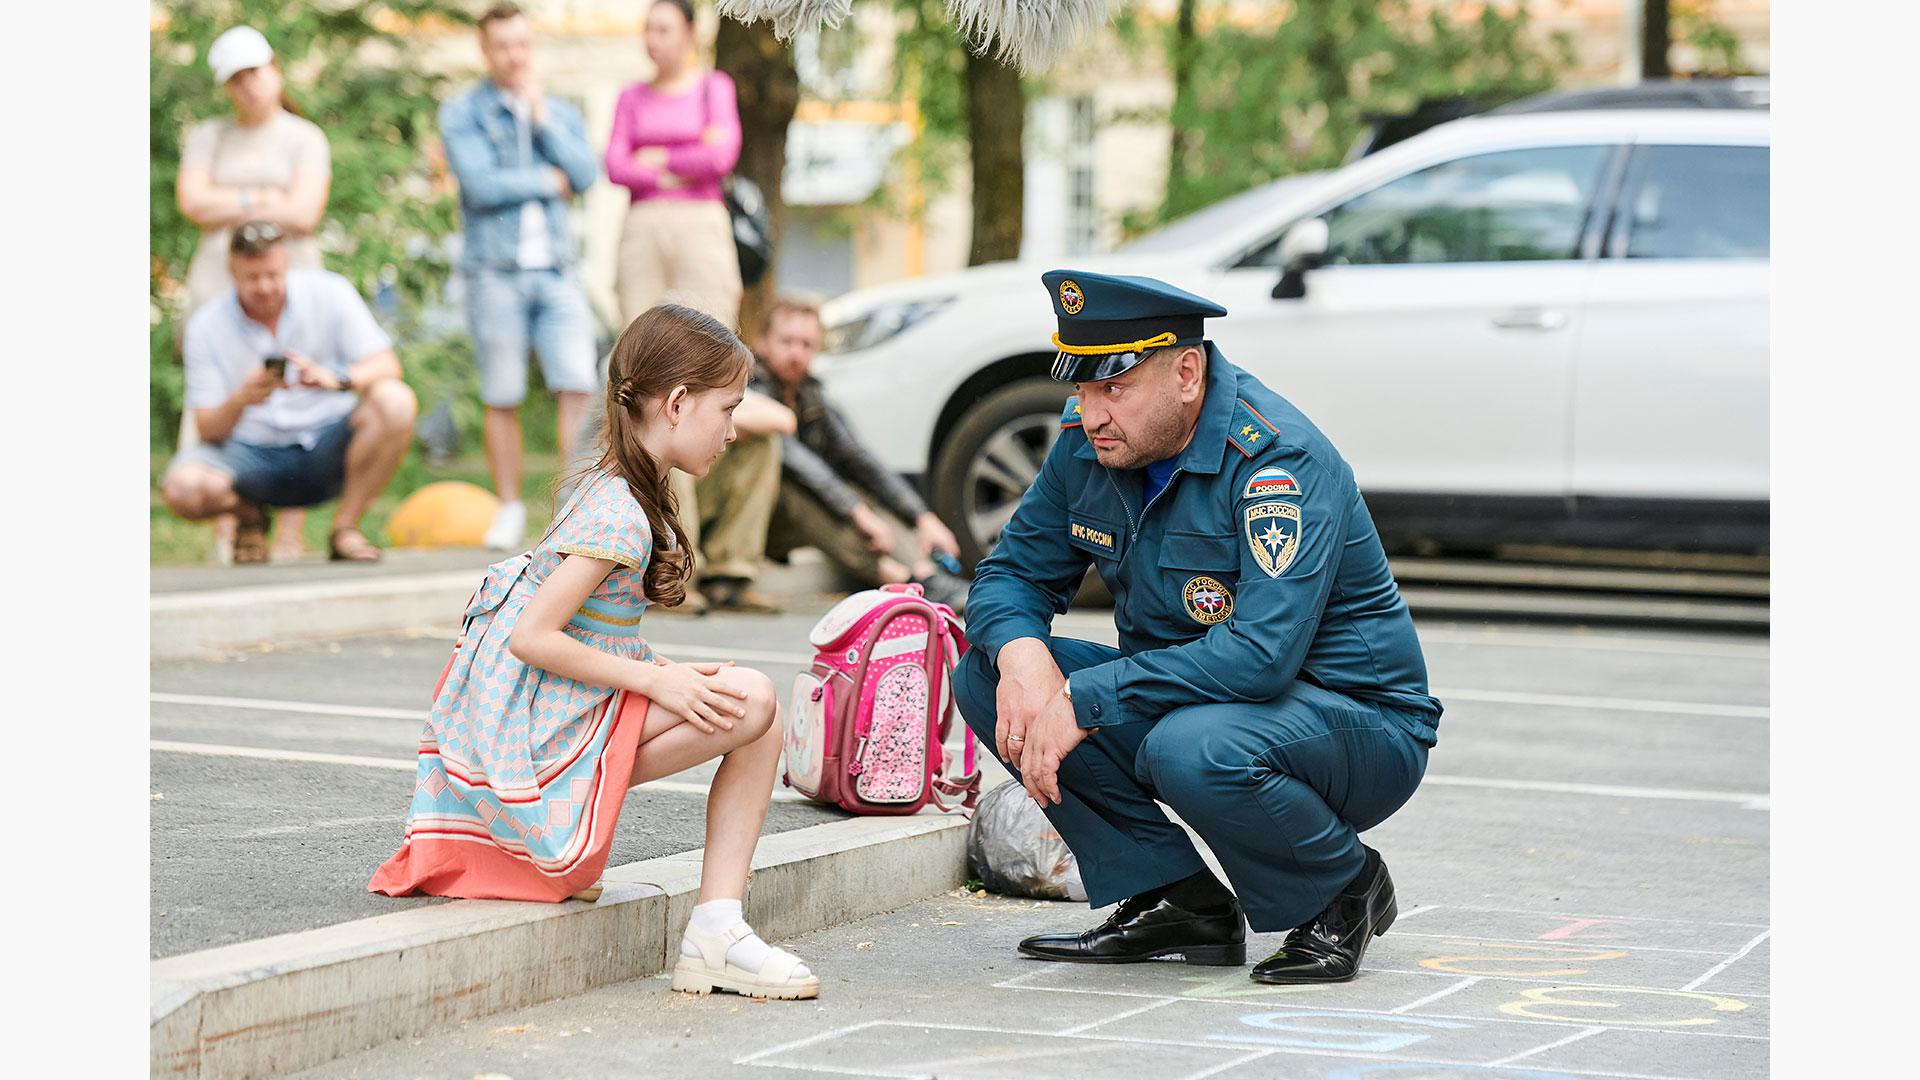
[1227,398,1281,457]
[1061,396,1084,429]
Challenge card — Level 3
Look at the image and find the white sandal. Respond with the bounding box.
[670,921,820,1000]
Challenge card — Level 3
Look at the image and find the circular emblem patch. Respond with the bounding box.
[1058,279,1085,315]
[1183,576,1233,625]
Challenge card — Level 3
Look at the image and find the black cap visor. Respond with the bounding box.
[1050,350,1154,383]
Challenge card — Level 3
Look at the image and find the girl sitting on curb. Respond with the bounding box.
[370,304,818,1001]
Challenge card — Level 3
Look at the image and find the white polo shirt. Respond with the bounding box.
[183,269,394,449]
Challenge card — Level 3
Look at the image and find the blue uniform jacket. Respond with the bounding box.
[966,346,1442,737]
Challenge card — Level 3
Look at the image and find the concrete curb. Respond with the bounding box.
[150,572,479,660]
[150,813,969,1079]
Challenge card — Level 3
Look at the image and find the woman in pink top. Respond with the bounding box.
[605,0,744,331]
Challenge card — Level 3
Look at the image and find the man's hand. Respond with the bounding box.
[234,363,282,407]
[993,638,1085,807]
[1017,688,1087,808]
[524,77,547,125]
[849,503,894,554]
[288,350,345,392]
[548,165,572,200]
[914,512,961,562]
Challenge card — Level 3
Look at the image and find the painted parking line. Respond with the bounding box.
[1678,930,1772,993]
[1427,687,1766,720]
[148,739,808,802]
[1419,775,1769,811]
[148,697,1767,809]
[156,673,1768,726]
[651,646,1771,718]
[1046,612,1769,661]
[150,691,425,720]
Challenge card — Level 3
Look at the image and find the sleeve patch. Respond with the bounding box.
[1244,501,1302,578]
[1242,466,1300,499]
[1061,396,1084,429]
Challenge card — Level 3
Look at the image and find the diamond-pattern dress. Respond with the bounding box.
[370,470,659,901]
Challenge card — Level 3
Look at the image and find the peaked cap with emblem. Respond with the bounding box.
[1042,269,1229,383]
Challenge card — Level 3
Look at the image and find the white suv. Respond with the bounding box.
[815,108,1769,562]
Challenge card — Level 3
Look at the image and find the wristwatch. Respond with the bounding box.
[1061,677,1073,703]
[338,372,356,393]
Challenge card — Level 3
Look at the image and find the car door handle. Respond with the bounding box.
[1491,307,1568,331]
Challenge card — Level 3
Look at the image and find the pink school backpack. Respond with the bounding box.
[782,583,979,815]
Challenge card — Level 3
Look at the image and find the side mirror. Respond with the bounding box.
[1271,218,1330,300]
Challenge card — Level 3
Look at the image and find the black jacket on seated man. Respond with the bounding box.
[751,358,931,526]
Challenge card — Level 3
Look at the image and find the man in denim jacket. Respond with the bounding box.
[441,3,601,550]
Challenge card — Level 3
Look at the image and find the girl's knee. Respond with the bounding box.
[741,670,779,738]
[719,668,778,740]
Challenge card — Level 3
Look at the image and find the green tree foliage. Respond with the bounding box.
[1158,0,1575,226]
[1673,0,1756,77]
[150,0,472,446]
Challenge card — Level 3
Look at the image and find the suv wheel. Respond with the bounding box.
[930,378,1072,568]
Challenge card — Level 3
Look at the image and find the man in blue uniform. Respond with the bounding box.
[955,269,1443,984]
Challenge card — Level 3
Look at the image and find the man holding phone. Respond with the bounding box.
[161,221,418,563]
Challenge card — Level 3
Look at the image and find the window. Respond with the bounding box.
[1321,145,1614,266]
[1066,96,1098,254]
[1613,145,1769,259]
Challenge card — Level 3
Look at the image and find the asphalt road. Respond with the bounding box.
[149,617,847,959]
[152,597,1769,1078]
[283,613,1769,1080]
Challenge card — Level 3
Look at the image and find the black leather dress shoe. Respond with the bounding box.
[1251,846,1397,984]
[1019,893,1247,965]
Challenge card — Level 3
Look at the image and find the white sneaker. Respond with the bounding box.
[484,500,528,550]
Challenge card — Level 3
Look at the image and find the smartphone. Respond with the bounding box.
[263,355,288,378]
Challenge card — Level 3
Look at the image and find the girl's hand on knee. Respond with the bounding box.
[642,661,749,735]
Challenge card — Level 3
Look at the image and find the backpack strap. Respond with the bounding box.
[927,610,980,815]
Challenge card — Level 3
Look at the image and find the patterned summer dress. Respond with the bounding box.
[369,470,658,901]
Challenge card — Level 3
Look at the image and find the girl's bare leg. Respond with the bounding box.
[625,667,781,902]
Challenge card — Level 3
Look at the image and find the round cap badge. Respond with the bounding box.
[1182,576,1233,625]
[1058,279,1084,315]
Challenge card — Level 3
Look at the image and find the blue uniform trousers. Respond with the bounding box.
[954,637,1431,932]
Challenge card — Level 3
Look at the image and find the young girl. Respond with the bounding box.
[370,304,818,1000]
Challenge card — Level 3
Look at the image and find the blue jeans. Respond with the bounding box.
[464,267,599,407]
[169,414,354,508]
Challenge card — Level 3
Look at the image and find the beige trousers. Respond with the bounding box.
[614,199,743,332]
[675,433,782,582]
[767,484,922,590]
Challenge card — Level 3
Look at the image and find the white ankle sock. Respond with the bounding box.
[681,898,811,978]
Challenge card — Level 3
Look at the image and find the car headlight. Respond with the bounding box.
[822,296,955,356]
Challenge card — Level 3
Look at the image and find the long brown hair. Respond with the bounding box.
[575,304,751,607]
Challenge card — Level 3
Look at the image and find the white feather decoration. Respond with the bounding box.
[946,0,1115,73]
[712,0,854,41]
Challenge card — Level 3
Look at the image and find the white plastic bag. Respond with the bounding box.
[965,780,1087,901]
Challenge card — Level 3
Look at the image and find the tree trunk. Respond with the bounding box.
[715,17,800,339]
[1165,0,1201,220]
[1641,0,1671,79]
[964,48,1025,266]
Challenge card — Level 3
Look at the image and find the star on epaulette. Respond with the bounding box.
[1228,398,1281,457]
